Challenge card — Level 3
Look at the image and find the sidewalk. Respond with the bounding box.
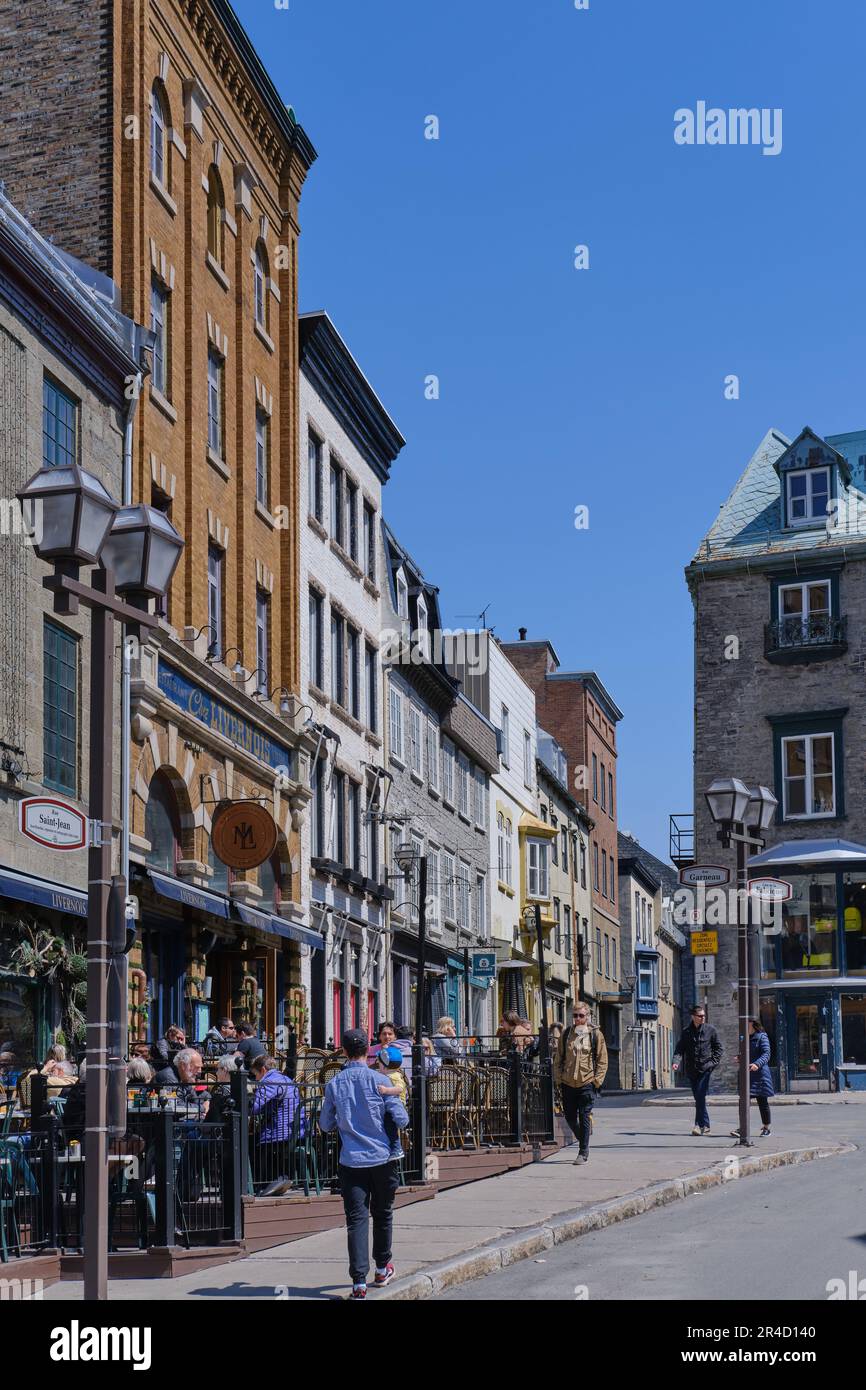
[45,1100,860,1301]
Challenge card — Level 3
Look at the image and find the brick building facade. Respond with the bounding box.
[0,0,321,1045]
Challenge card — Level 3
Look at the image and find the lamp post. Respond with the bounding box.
[704,777,777,1148]
[523,902,550,1062]
[394,842,427,1179]
[18,467,183,1300]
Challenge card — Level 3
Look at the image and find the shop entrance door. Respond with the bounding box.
[786,996,831,1087]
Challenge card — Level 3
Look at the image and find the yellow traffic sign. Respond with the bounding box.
[690,930,718,956]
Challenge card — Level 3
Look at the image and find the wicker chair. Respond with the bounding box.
[427,1066,466,1150]
[478,1065,510,1146]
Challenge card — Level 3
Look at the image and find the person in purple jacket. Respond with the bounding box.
[249,1054,304,1193]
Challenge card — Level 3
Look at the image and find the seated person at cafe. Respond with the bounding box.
[150,1023,187,1070]
[207,1053,244,1128]
[129,1040,153,1063]
[41,1043,77,1078]
[0,1049,21,1090]
[204,1017,238,1058]
[151,1047,208,1112]
[235,1021,267,1068]
[126,1055,153,1088]
[249,1053,304,1192]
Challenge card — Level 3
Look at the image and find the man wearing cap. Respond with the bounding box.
[318,1027,410,1300]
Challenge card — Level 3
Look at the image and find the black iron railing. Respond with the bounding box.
[765,613,847,657]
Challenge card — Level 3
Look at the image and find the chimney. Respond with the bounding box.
[518,627,527,641]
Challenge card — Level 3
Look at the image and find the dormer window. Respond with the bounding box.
[395,568,408,619]
[415,594,429,658]
[786,467,829,527]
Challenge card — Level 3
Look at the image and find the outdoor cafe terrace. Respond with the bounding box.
[0,1038,557,1268]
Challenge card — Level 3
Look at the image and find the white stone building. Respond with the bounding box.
[298,312,404,1046]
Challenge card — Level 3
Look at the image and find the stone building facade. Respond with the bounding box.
[0,0,321,1045]
[616,832,684,1092]
[298,312,404,1046]
[688,425,866,1092]
[0,190,145,1063]
[382,533,499,1037]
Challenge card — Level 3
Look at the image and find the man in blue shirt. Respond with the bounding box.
[319,1027,409,1300]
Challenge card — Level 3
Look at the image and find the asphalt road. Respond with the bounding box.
[436,1112,866,1301]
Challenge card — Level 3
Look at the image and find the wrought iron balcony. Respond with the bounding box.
[764,614,848,664]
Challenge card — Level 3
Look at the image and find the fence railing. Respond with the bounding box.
[0,1046,553,1258]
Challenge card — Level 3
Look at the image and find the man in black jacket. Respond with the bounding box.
[672,1005,723,1135]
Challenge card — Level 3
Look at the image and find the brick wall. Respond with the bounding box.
[0,0,114,272]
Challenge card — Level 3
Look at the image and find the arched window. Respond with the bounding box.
[207,165,224,265]
[207,836,230,894]
[145,772,180,873]
[258,853,283,912]
[150,82,170,189]
[254,240,269,329]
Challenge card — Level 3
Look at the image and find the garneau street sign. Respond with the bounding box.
[678,864,731,887]
[19,797,88,851]
[748,877,792,902]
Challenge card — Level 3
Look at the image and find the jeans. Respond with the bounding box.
[561,1083,594,1152]
[339,1161,401,1284]
[690,1070,712,1129]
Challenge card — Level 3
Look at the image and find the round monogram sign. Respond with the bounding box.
[211,800,278,870]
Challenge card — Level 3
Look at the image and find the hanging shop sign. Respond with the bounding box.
[211,799,278,870]
[19,797,88,851]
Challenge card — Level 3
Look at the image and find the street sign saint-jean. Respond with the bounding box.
[19,796,88,850]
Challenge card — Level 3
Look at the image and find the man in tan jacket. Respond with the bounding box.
[553,1003,608,1164]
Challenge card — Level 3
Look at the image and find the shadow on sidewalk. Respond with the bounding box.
[189,1282,345,1301]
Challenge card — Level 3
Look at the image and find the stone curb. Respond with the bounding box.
[643,1095,866,1106]
[376,1141,856,1301]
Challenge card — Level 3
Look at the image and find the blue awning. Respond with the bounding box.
[0,866,87,917]
[148,870,229,918]
[233,901,323,952]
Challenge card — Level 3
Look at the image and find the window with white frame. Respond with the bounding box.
[330,461,344,547]
[395,568,409,619]
[416,594,429,659]
[254,240,269,330]
[409,705,423,778]
[308,430,323,521]
[475,873,487,937]
[561,825,568,871]
[523,729,533,789]
[634,892,641,944]
[330,612,345,705]
[427,846,441,928]
[638,957,656,1000]
[457,752,470,816]
[389,683,404,762]
[363,502,376,583]
[457,860,470,929]
[442,737,455,804]
[527,838,549,899]
[505,819,513,887]
[474,766,486,827]
[345,478,358,562]
[778,580,831,644]
[443,851,456,922]
[348,626,361,719]
[786,468,829,527]
[150,82,169,188]
[782,732,835,817]
[497,813,505,881]
[207,544,224,660]
[365,644,377,732]
[500,705,510,767]
[427,720,440,792]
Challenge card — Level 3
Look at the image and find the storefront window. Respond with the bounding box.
[841,995,866,1065]
[0,977,39,1071]
[842,882,866,975]
[779,873,837,976]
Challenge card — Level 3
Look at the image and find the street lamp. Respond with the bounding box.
[704,776,777,1149]
[522,902,550,1063]
[387,840,428,1179]
[18,462,183,1301]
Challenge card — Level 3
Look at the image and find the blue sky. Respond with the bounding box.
[236,0,866,860]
